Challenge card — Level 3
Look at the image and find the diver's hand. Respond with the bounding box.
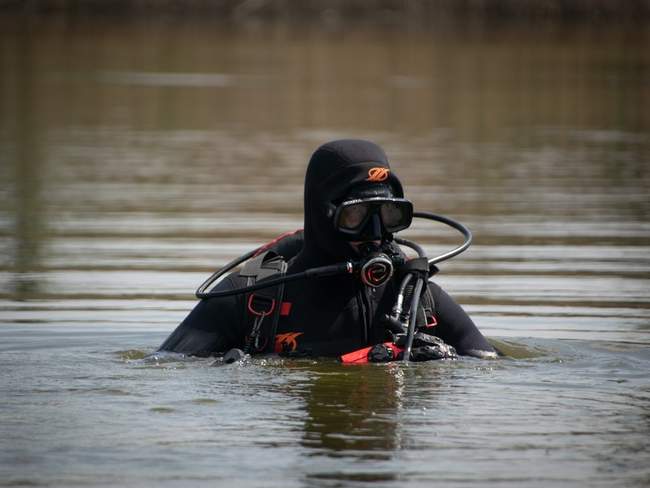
[367,333,457,362]
[407,333,457,361]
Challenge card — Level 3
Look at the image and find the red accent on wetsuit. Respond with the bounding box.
[280,302,292,316]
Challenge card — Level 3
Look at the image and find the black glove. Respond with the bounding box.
[409,333,457,361]
[367,334,457,362]
[367,343,398,362]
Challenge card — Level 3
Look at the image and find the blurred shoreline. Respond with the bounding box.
[2,0,650,23]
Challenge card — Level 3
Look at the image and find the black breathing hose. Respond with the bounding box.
[195,248,258,298]
[196,261,351,299]
[195,212,472,300]
[414,211,472,265]
[402,278,425,362]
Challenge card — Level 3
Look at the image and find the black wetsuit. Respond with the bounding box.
[159,140,494,359]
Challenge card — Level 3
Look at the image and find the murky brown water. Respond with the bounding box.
[1,15,649,487]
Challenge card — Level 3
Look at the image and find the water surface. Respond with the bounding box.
[1,16,649,487]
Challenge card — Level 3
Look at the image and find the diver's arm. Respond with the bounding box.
[427,282,497,358]
[157,274,245,356]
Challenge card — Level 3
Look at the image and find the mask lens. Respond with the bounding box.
[338,203,370,230]
[380,201,411,231]
[334,198,413,238]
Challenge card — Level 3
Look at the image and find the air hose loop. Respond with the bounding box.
[195,212,471,299]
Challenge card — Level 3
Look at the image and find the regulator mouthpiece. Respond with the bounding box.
[360,254,394,287]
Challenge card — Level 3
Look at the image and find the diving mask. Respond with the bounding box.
[329,197,414,241]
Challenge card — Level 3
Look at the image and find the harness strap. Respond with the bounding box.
[240,250,287,354]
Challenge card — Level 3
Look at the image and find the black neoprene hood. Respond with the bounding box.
[301,139,405,262]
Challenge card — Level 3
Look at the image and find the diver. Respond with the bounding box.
[158,139,496,362]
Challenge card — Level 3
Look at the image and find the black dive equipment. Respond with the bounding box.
[195,212,472,361]
[196,212,471,298]
[195,212,471,298]
[359,247,394,287]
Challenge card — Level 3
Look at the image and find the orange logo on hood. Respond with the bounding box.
[274,332,304,353]
[367,167,390,182]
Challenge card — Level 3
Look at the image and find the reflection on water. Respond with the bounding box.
[301,363,403,456]
[0,14,649,488]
